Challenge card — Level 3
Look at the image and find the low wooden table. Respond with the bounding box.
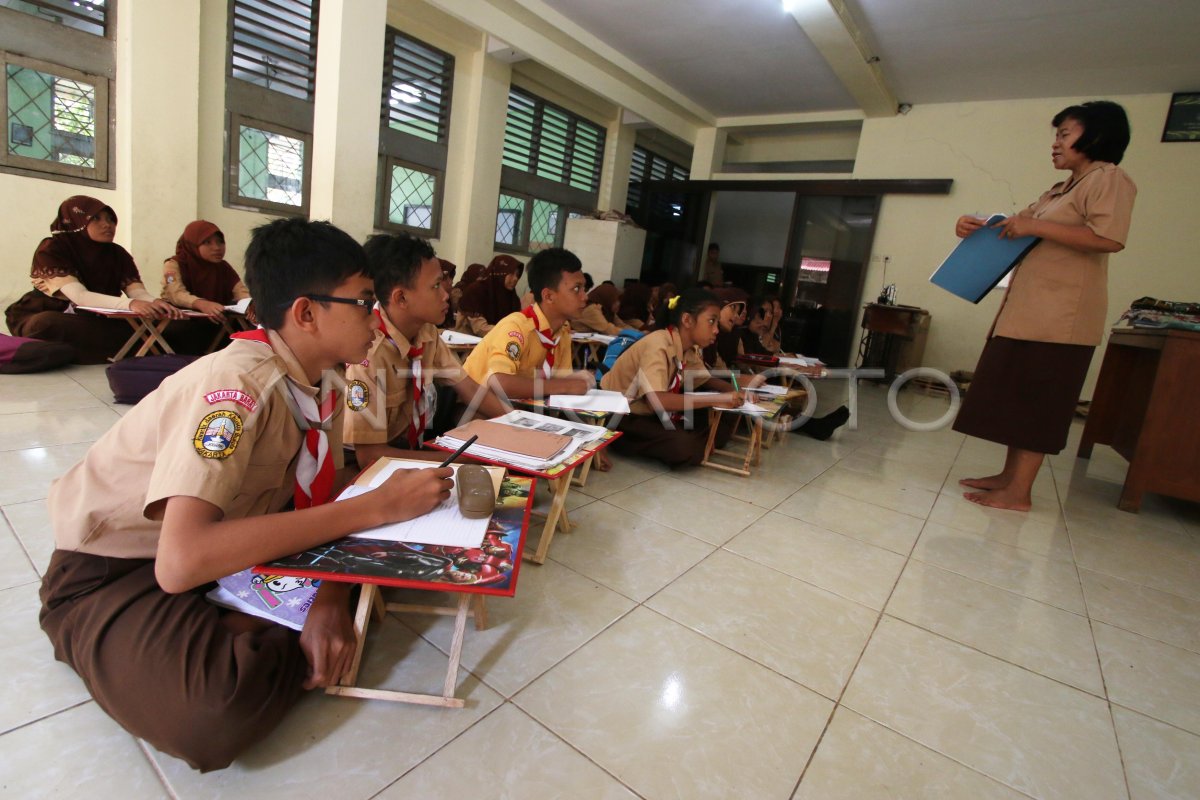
[1078,327,1200,512]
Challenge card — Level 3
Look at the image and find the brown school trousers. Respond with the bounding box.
[39,550,309,772]
[612,411,735,467]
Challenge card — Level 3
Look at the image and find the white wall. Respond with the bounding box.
[852,92,1200,397]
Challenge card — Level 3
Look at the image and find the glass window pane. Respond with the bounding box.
[529,199,559,252]
[6,63,95,167]
[495,193,525,246]
[237,123,304,207]
[1,0,107,37]
[387,164,436,230]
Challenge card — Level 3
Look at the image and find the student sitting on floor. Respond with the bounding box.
[436,258,457,328]
[454,255,523,336]
[38,218,453,773]
[5,195,186,363]
[344,233,506,466]
[600,288,744,468]
[616,281,654,330]
[573,283,628,335]
[161,220,252,323]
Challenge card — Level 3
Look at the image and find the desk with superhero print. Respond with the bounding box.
[258,458,535,707]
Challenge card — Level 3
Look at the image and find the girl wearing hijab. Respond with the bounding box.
[455,255,523,336]
[5,195,183,364]
[574,283,627,335]
[161,220,250,322]
[616,282,653,330]
[449,262,486,326]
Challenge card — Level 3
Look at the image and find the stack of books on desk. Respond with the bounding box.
[434,410,606,471]
[570,332,617,345]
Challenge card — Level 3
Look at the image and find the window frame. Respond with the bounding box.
[493,190,585,255]
[223,111,313,216]
[375,155,444,237]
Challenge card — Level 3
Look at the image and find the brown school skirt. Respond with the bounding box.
[952,336,1094,455]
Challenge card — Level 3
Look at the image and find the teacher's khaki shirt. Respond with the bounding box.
[991,162,1136,346]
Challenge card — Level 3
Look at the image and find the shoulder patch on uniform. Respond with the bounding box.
[346,380,370,411]
[166,275,175,284]
[507,330,525,344]
[505,341,521,362]
[204,389,258,413]
[194,410,243,459]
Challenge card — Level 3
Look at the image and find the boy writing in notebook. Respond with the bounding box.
[344,233,506,465]
[38,218,453,772]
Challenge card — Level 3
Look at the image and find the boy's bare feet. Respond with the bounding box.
[959,475,1009,490]
[963,488,1032,512]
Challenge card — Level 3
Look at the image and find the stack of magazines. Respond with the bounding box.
[434,410,607,471]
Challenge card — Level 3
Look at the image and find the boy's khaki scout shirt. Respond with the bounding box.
[462,304,574,384]
[572,303,624,335]
[48,331,344,559]
[343,310,467,446]
[992,162,1136,346]
[600,328,712,415]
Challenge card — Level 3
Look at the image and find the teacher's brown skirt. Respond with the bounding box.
[953,336,1094,455]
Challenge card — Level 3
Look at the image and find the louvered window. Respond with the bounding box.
[0,0,107,36]
[225,0,317,214]
[625,145,689,213]
[375,28,453,236]
[502,87,604,194]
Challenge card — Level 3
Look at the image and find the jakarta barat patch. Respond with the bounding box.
[194,410,243,459]
[346,379,370,412]
[506,341,521,362]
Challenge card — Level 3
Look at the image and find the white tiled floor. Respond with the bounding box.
[2,367,1199,798]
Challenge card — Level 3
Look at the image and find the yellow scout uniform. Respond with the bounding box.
[462,304,574,384]
[343,308,466,447]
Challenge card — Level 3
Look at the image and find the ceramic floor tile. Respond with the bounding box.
[1113,706,1200,800]
[154,615,503,796]
[399,558,635,697]
[546,501,714,602]
[0,702,166,797]
[0,514,38,590]
[1071,530,1200,603]
[515,606,832,800]
[887,560,1103,694]
[647,549,877,699]
[0,372,108,415]
[843,617,1126,800]
[809,467,939,518]
[0,406,121,451]
[0,443,92,506]
[603,474,766,545]
[670,455,822,509]
[0,582,91,734]
[834,450,952,493]
[1056,465,1187,535]
[911,521,1086,613]
[377,703,637,800]
[2,499,54,576]
[572,453,669,499]
[1094,622,1200,736]
[927,493,1073,561]
[794,707,1028,800]
[725,512,907,610]
[774,485,925,555]
[1080,569,1200,654]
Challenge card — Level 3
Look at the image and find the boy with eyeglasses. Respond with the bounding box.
[38,218,452,772]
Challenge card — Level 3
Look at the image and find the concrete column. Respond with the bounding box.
[597,120,637,214]
[689,126,727,180]
[117,0,201,283]
[309,0,387,239]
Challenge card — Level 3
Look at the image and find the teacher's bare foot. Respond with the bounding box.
[963,488,1032,512]
[959,475,1009,490]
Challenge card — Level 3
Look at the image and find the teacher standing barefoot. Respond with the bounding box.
[952,101,1137,511]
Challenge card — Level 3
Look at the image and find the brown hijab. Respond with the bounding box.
[31,195,140,296]
[617,282,652,323]
[439,258,457,283]
[458,255,524,324]
[454,262,486,291]
[172,220,242,305]
[586,284,622,323]
[708,287,749,367]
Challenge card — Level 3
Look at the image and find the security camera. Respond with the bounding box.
[897,103,913,115]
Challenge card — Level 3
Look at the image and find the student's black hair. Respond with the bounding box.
[363,232,437,305]
[528,247,583,302]
[655,287,720,329]
[707,242,720,253]
[748,295,771,319]
[583,272,595,291]
[1052,100,1131,165]
[244,217,369,330]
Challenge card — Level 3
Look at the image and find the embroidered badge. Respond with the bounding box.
[193,410,243,459]
[166,275,175,284]
[505,342,521,362]
[346,380,370,412]
[507,330,525,344]
[203,389,258,413]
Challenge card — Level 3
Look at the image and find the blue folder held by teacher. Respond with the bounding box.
[930,214,1040,303]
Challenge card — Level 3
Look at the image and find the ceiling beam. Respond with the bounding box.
[787,0,897,117]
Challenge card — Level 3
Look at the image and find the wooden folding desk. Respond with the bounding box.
[699,393,791,477]
[1078,328,1200,512]
[259,459,535,707]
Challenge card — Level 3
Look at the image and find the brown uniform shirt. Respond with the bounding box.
[343,312,467,446]
[49,331,344,559]
[462,305,574,385]
[573,303,625,335]
[600,328,712,415]
[992,162,1136,345]
[160,257,251,310]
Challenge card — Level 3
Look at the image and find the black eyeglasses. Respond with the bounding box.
[302,294,374,311]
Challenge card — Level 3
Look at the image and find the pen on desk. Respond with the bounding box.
[438,434,479,467]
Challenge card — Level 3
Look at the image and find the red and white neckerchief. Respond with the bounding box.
[374,306,431,449]
[665,326,685,422]
[231,329,337,509]
[521,305,559,378]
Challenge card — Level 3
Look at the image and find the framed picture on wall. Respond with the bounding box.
[1161,92,1200,142]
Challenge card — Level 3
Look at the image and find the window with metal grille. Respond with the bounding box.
[229,0,318,101]
[1,53,109,181]
[502,86,605,194]
[225,0,316,214]
[375,28,453,236]
[626,144,688,212]
[494,191,584,253]
[0,0,107,36]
